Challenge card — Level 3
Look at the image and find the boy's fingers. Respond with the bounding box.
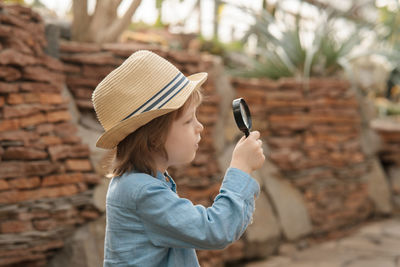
[249,131,260,140]
[237,135,246,144]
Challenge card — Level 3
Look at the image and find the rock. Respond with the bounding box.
[244,190,281,259]
[259,161,312,240]
[62,85,80,124]
[361,128,382,157]
[389,167,400,194]
[47,215,106,267]
[364,159,392,214]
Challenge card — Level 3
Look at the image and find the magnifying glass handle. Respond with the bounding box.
[244,129,249,138]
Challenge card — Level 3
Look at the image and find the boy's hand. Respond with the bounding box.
[229,131,265,174]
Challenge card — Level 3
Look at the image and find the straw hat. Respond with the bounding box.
[92,50,207,149]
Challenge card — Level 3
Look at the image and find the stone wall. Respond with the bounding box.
[0,4,100,266]
[231,77,389,235]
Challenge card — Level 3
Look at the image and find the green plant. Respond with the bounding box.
[232,5,365,80]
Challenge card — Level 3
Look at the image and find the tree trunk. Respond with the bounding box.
[197,0,201,35]
[97,0,142,43]
[71,0,143,43]
[212,0,220,40]
[71,0,91,42]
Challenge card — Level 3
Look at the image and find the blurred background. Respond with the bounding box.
[0,0,400,266]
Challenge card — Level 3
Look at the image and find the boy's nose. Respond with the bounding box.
[196,121,204,133]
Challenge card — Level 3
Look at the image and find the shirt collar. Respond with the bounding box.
[155,170,177,193]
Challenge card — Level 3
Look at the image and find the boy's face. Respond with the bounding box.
[164,102,203,167]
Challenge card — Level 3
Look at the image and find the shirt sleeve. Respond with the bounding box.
[135,167,260,250]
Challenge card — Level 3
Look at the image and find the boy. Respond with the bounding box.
[92,50,265,266]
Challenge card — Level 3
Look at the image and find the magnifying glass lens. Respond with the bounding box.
[240,102,248,128]
[232,98,252,137]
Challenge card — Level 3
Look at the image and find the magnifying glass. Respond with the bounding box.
[232,98,252,137]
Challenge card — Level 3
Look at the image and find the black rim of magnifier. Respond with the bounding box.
[232,98,252,137]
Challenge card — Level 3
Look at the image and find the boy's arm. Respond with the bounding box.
[135,167,260,250]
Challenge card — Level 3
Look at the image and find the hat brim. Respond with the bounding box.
[95,72,208,149]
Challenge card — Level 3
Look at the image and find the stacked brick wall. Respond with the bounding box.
[59,41,224,266]
[0,4,100,266]
[232,77,373,234]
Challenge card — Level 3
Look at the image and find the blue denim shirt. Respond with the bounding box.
[104,167,260,266]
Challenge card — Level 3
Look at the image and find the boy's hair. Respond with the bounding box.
[110,88,203,177]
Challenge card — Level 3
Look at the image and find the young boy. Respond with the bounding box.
[92,50,265,266]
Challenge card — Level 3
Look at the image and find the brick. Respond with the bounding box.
[0,190,19,204]
[60,52,118,65]
[80,209,100,220]
[48,144,89,161]
[0,184,78,204]
[6,92,63,105]
[76,99,93,109]
[36,123,54,134]
[0,66,21,81]
[0,48,37,65]
[30,239,64,252]
[3,104,41,118]
[39,135,63,146]
[19,113,46,127]
[265,99,310,109]
[102,42,152,57]
[53,207,78,220]
[40,184,79,198]
[63,63,81,73]
[33,218,57,231]
[20,82,60,93]
[0,180,9,190]
[53,122,78,136]
[0,130,38,143]
[23,66,65,85]
[18,210,49,220]
[0,24,12,37]
[66,76,100,88]
[46,110,71,123]
[73,87,95,99]
[40,54,64,71]
[25,160,59,177]
[61,135,82,144]
[65,159,92,171]
[0,220,32,233]
[59,40,101,53]
[3,147,47,160]
[0,162,25,179]
[0,96,4,107]
[0,82,18,93]
[0,254,45,266]
[8,176,41,189]
[0,118,20,131]
[0,161,58,179]
[39,92,64,104]
[83,173,101,184]
[6,93,24,104]
[42,173,83,186]
[82,65,114,78]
